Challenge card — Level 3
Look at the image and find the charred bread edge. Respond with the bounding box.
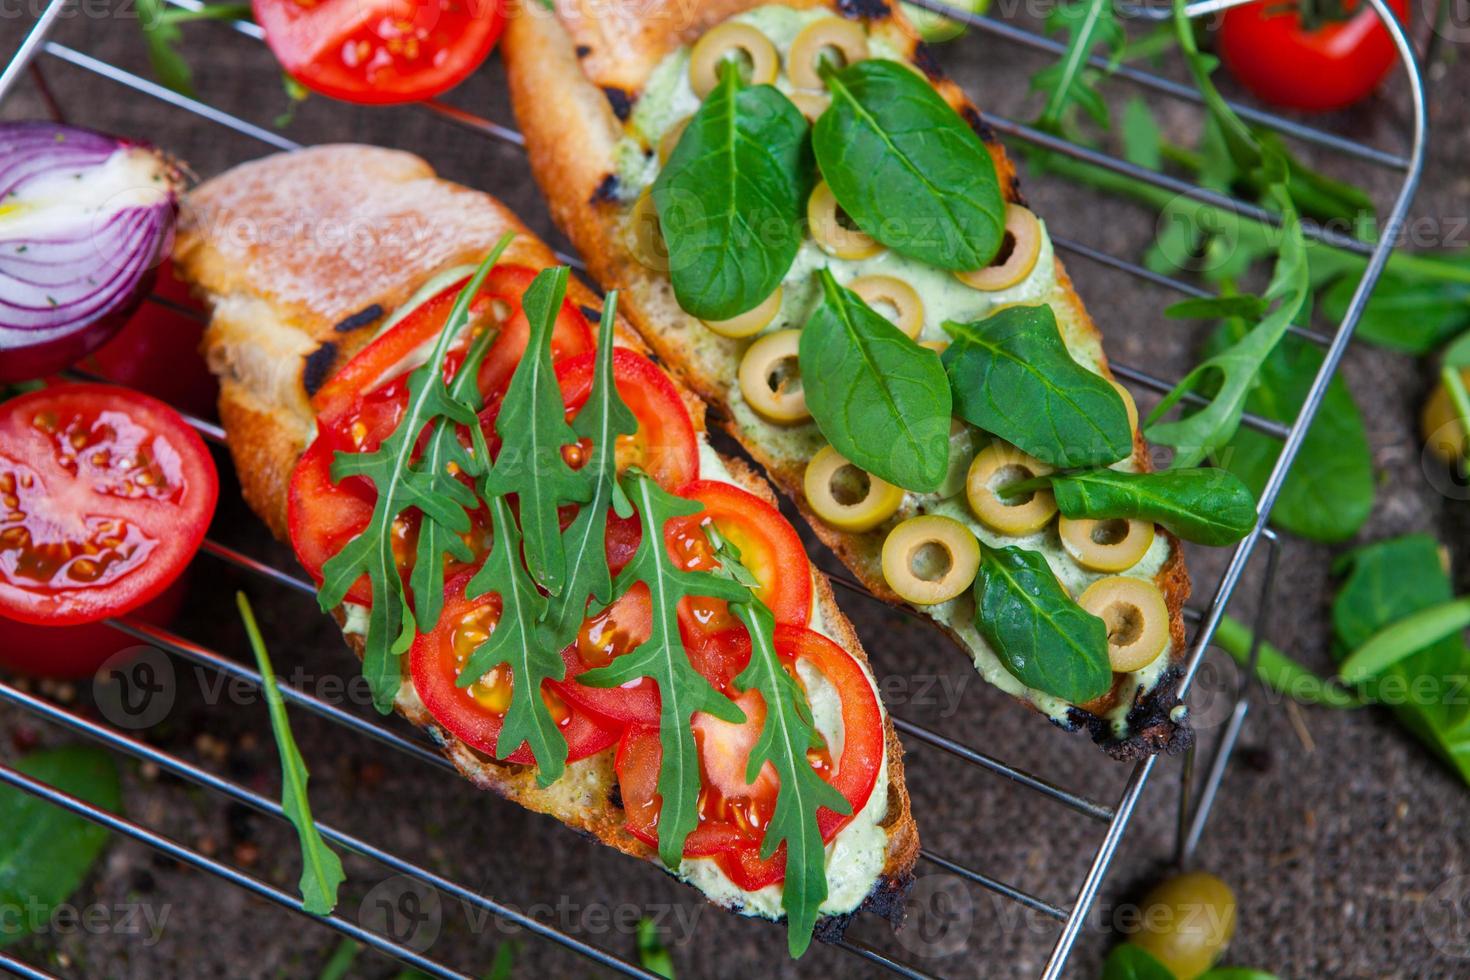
[177,148,919,932]
[500,0,1194,759]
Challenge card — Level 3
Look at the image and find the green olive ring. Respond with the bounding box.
[804,446,905,532]
[788,17,870,91]
[689,22,779,98]
[881,515,980,605]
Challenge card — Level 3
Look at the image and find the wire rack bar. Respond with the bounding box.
[0,762,476,980]
[0,952,60,980]
[919,850,1069,921]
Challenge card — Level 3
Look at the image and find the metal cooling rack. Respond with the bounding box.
[0,0,1427,976]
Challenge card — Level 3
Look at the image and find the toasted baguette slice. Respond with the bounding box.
[501,0,1193,759]
[174,144,918,934]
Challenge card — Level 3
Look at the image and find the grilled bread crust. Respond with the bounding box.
[500,0,1193,759]
[174,144,919,930]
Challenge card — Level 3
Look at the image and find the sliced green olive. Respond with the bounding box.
[788,17,870,90]
[965,442,1056,536]
[1109,377,1139,434]
[804,445,904,532]
[955,203,1043,291]
[881,515,980,605]
[657,116,692,165]
[920,339,948,355]
[703,287,783,339]
[808,180,883,260]
[738,329,808,423]
[1059,515,1154,572]
[1132,871,1237,980]
[624,190,670,272]
[689,22,779,98]
[1077,576,1169,672]
[789,90,831,122]
[849,274,924,339]
[1423,366,1470,464]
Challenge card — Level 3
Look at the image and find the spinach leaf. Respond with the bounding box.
[653,61,810,321]
[815,59,1005,271]
[0,746,120,946]
[942,304,1132,467]
[1321,273,1470,355]
[1332,535,1470,785]
[238,593,345,916]
[578,471,750,868]
[1101,944,1176,980]
[973,544,1111,703]
[1007,467,1257,546]
[1214,614,1360,709]
[1146,187,1310,469]
[1339,599,1470,685]
[1032,0,1124,134]
[799,269,952,492]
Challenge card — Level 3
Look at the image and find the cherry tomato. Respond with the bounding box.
[1218,0,1407,112]
[665,480,811,644]
[0,384,218,626]
[556,347,699,492]
[253,0,505,105]
[552,584,661,729]
[614,626,884,878]
[85,260,218,421]
[411,571,619,766]
[0,574,185,679]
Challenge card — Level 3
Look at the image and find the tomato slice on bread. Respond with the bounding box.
[411,571,619,765]
[0,384,217,626]
[253,0,505,105]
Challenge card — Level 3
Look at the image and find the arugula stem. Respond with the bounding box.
[156,3,252,24]
[1441,365,1470,465]
[1214,614,1359,708]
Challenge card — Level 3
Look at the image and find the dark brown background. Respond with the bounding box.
[2,2,1467,977]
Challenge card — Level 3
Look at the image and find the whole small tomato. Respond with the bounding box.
[1218,0,1407,112]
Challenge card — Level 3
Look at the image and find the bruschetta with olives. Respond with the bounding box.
[502,0,1221,759]
[174,144,918,954]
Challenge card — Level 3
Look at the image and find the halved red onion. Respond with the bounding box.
[0,121,182,382]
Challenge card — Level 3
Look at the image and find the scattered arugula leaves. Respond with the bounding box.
[1102,943,1279,980]
[942,304,1133,468]
[637,918,676,978]
[1032,0,1124,135]
[973,544,1112,702]
[238,592,345,916]
[799,268,952,492]
[315,938,361,980]
[654,61,811,321]
[815,59,1005,270]
[136,0,253,97]
[1004,467,1256,546]
[0,746,120,947]
[577,471,750,867]
[318,235,513,713]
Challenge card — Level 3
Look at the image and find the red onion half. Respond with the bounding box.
[0,122,182,382]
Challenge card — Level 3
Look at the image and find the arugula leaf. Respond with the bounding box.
[973,544,1112,702]
[315,939,360,980]
[578,471,750,867]
[1145,188,1310,469]
[1202,323,1373,544]
[137,0,195,96]
[1032,0,1124,134]
[1214,614,1360,709]
[731,599,849,957]
[942,304,1133,468]
[815,59,1005,271]
[1119,96,1163,170]
[238,593,345,916]
[653,62,811,321]
[1101,944,1176,980]
[636,919,675,978]
[0,746,120,947]
[1005,467,1256,546]
[541,294,638,651]
[319,236,513,712]
[1321,273,1470,354]
[799,269,952,492]
[1332,536,1470,784]
[483,266,592,596]
[458,497,565,782]
[1170,0,1267,181]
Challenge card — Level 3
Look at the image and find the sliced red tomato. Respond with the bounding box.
[614,626,884,878]
[0,574,186,679]
[556,347,699,492]
[411,572,619,766]
[0,384,218,626]
[1219,0,1407,113]
[253,0,505,105]
[665,480,811,644]
[552,583,660,729]
[481,266,594,399]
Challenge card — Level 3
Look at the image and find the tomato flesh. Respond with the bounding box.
[253,0,505,105]
[0,574,186,679]
[411,572,618,765]
[1218,0,1406,112]
[0,384,217,626]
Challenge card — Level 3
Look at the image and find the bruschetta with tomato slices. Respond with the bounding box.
[174,144,918,953]
[501,0,1195,759]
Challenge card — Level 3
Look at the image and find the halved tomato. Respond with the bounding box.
[552,583,661,729]
[665,480,811,643]
[0,384,218,626]
[253,0,505,106]
[614,626,884,879]
[411,572,619,766]
[556,347,699,492]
